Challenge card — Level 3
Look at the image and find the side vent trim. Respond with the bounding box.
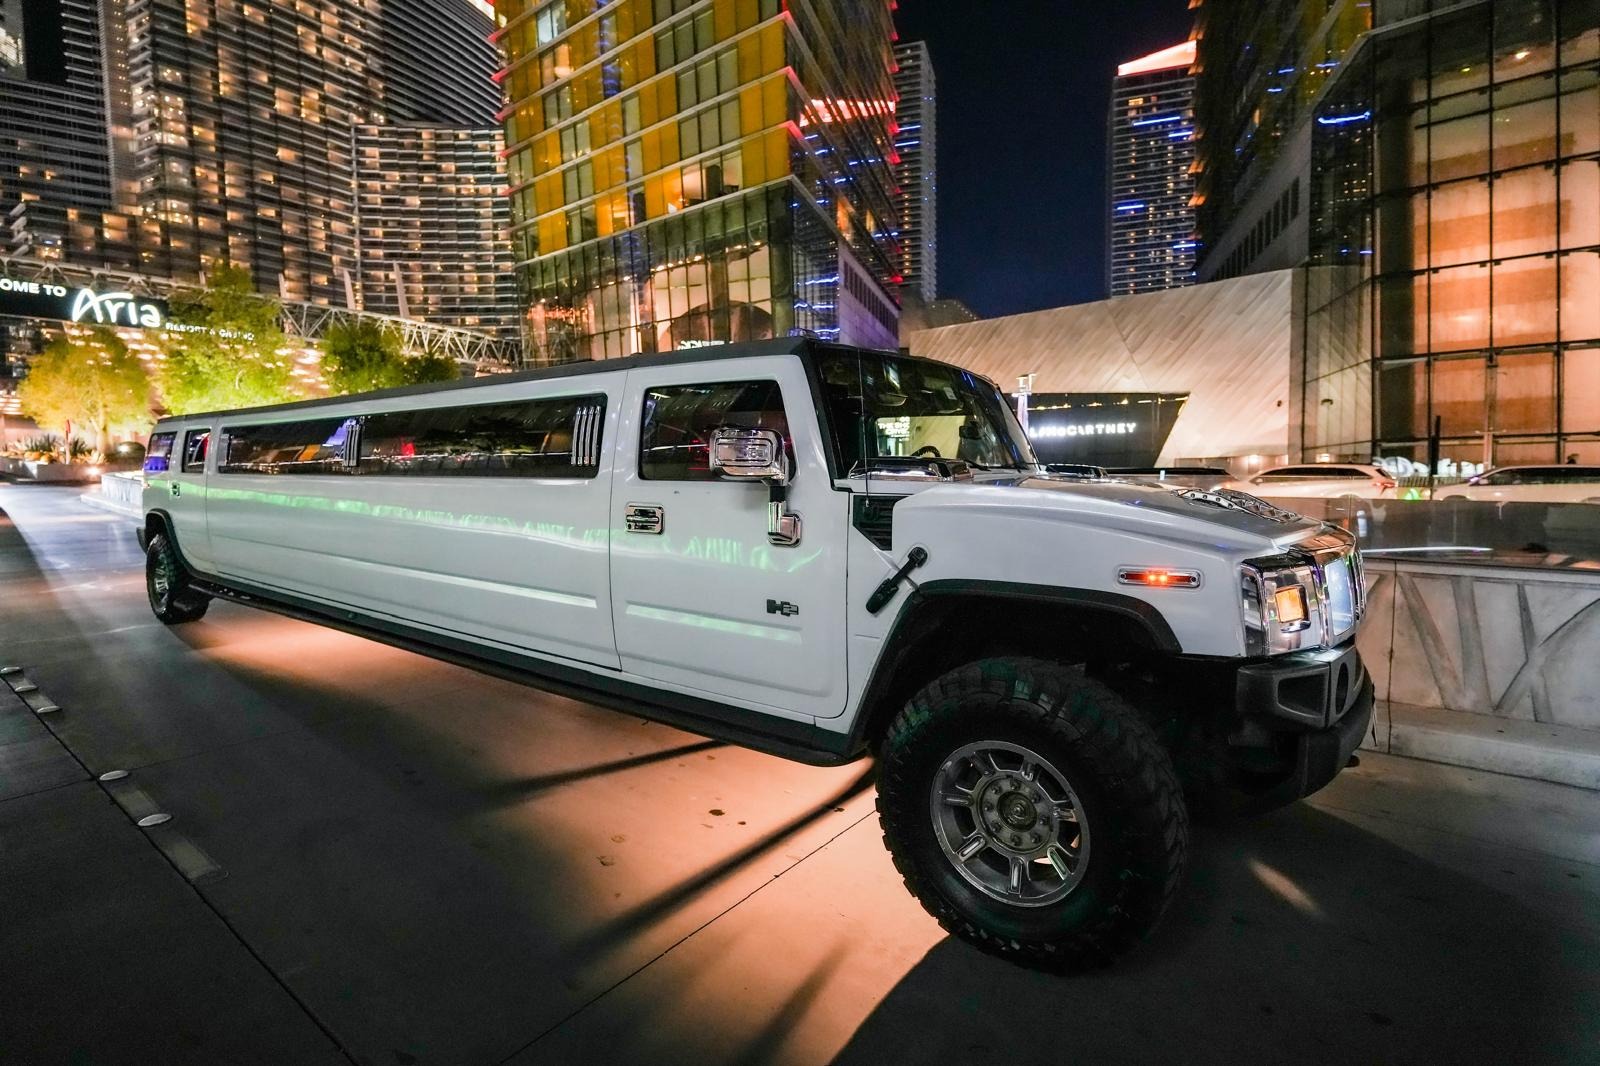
[851,494,901,550]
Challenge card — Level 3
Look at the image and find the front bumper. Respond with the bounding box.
[1237,642,1368,731]
[1233,642,1374,802]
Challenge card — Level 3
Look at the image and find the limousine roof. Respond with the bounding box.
[155,336,850,426]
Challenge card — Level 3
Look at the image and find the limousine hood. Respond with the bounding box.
[887,475,1324,556]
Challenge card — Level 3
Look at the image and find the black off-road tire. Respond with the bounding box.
[877,657,1188,970]
[146,531,210,624]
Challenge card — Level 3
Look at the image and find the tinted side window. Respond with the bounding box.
[219,417,350,475]
[639,380,787,481]
[1327,468,1370,479]
[182,430,210,473]
[145,431,177,473]
[359,395,605,478]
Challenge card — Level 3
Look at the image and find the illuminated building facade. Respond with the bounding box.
[352,125,519,338]
[494,0,901,364]
[0,0,120,240]
[121,0,503,307]
[893,40,936,306]
[1300,0,1600,469]
[1107,41,1197,296]
[1192,0,1371,281]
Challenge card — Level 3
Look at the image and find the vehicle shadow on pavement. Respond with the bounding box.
[832,801,1598,1066]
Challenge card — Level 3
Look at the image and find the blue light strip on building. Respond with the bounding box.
[1130,113,1182,127]
[1316,110,1372,126]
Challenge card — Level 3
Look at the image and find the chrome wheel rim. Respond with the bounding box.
[928,740,1090,908]
[150,550,172,604]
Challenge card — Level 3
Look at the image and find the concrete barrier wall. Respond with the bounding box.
[98,471,144,512]
[1358,559,1600,731]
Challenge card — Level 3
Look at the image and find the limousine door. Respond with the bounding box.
[609,358,850,721]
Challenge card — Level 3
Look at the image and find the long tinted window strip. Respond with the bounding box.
[358,395,606,478]
[217,397,606,478]
[219,417,350,475]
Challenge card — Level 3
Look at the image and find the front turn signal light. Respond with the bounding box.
[1117,567,1202,589]
[1274,585,1309,625]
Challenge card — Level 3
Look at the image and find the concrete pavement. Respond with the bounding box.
[3,483,1599,1066]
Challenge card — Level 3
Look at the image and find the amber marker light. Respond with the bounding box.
[1117,567,1202,589]
[1274,585,1309,626]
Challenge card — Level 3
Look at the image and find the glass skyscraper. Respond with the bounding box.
[1301,0,1600,469]
[1107,41,1197,297]
[1192,0,1371,281]
[494,0,900,364]
[893,40,936,306]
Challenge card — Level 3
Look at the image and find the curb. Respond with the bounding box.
[79,492,142,519]
[1364,701,1600,791]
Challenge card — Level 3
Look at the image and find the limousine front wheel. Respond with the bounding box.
[146,531,210,625]
[876,658,1187,970]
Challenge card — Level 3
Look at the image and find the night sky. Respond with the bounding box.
[895,0,1195,318]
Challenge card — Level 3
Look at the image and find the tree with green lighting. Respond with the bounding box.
[157,264,300,415]
[16,327,152,457]
[320,319,457,396]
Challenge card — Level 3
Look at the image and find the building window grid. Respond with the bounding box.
[1303,3,1600,465]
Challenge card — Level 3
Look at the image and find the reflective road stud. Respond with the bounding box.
[136,813,172,828]
[98,770,130,782]
[0,666,20,675]
[12,681,37,693]
[36,704,60,715]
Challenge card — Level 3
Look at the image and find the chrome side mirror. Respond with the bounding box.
[708,426,802,547]
[709,426,787,483]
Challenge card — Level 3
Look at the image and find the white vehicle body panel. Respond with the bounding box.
[607,356,850,721]
[875,478,1323,658]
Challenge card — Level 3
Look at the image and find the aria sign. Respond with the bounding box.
[69,288,164,328]
[0,274,170,331]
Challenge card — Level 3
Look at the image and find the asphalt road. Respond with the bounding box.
[3,483,1599,1066]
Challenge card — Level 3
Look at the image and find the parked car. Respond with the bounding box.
[1228,463,1397,500]
[138,338,1370,970]
[1109,466,1233,491]
[1435,465,1600,505]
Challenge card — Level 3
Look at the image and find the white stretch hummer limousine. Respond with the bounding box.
[139,338,1371,969]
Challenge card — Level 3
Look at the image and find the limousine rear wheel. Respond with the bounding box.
[146,531,210,624]
[876,657,1187,970]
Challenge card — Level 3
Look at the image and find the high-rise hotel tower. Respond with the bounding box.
[892,39,936,306]
[1107,40,1197,297]
[494,0,901,363]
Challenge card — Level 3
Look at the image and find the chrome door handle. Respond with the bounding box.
[624,503,663,534]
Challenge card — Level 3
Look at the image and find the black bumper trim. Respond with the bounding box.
[1236,642,1368,730]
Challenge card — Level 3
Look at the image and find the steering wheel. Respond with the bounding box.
[912,445,942,458]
